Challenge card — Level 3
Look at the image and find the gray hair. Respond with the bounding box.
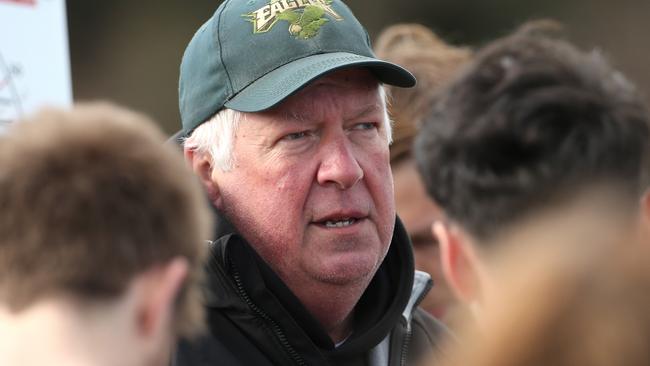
[183,108,243,172]
[184,86,391,172]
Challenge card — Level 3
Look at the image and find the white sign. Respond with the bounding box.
[0,0,72,129]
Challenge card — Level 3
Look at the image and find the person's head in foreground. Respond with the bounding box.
[0,104,212,366]
[176,0,447,364]
[414,21,650,322]
[437,213,650,366]
[374,23,472,321]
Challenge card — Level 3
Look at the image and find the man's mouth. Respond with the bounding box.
[313,210,366,229]
[323,217,358,228]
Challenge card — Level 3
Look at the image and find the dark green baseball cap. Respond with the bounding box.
[176,0,416,139]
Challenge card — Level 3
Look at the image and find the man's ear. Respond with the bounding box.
[135,258,189,341]
[433,221,484,306]
[184,148,221,207]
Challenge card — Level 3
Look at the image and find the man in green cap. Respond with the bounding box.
[174,0,448,365]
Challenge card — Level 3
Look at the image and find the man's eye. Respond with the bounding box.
[282,131,308,141]
[352,122,378,131]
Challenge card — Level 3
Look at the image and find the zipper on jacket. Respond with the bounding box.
[399,324,412,366]
[400,273,433,366]
[229,259,307,366]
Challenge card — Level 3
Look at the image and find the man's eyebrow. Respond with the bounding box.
[265,111,306,127]
[270,111,308,125]
[287,110,309,123]
[345,103,383,122]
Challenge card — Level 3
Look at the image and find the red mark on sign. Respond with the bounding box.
[0,0,36,5]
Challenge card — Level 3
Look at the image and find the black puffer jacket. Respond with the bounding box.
[174,216,449,366]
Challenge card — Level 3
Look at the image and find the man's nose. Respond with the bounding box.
[316,139,364,190]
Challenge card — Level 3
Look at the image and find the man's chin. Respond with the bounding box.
[306,255,380,286]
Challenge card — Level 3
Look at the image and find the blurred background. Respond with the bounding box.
[66,0,650,135]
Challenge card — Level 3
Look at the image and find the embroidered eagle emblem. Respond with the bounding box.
[244,0,342,39]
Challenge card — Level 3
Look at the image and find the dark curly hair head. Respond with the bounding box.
[414,21,650,240]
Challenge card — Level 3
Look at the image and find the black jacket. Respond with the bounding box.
[174,216,448,366]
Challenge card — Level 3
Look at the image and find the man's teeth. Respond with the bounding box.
[324,218,356,228]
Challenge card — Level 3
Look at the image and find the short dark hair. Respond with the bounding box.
[0,103,212,337]
[414,24,650,240]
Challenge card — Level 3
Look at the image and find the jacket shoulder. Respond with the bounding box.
[409,308,453,363]
[173,311,276,366]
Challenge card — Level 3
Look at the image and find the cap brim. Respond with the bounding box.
[224,52,416,113]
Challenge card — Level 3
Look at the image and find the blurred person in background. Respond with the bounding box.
[414,21,650,324]
[436,208,650,366]
[0,104,213,366]
[374,23,472,323]
[174,1,448,365]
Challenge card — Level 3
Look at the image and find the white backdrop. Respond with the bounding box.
[0,0,72,129]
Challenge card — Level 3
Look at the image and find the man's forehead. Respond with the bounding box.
[280,101,384,124]
[234,68,386,132]
[278,69,383,107]
[278,95,383,125]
